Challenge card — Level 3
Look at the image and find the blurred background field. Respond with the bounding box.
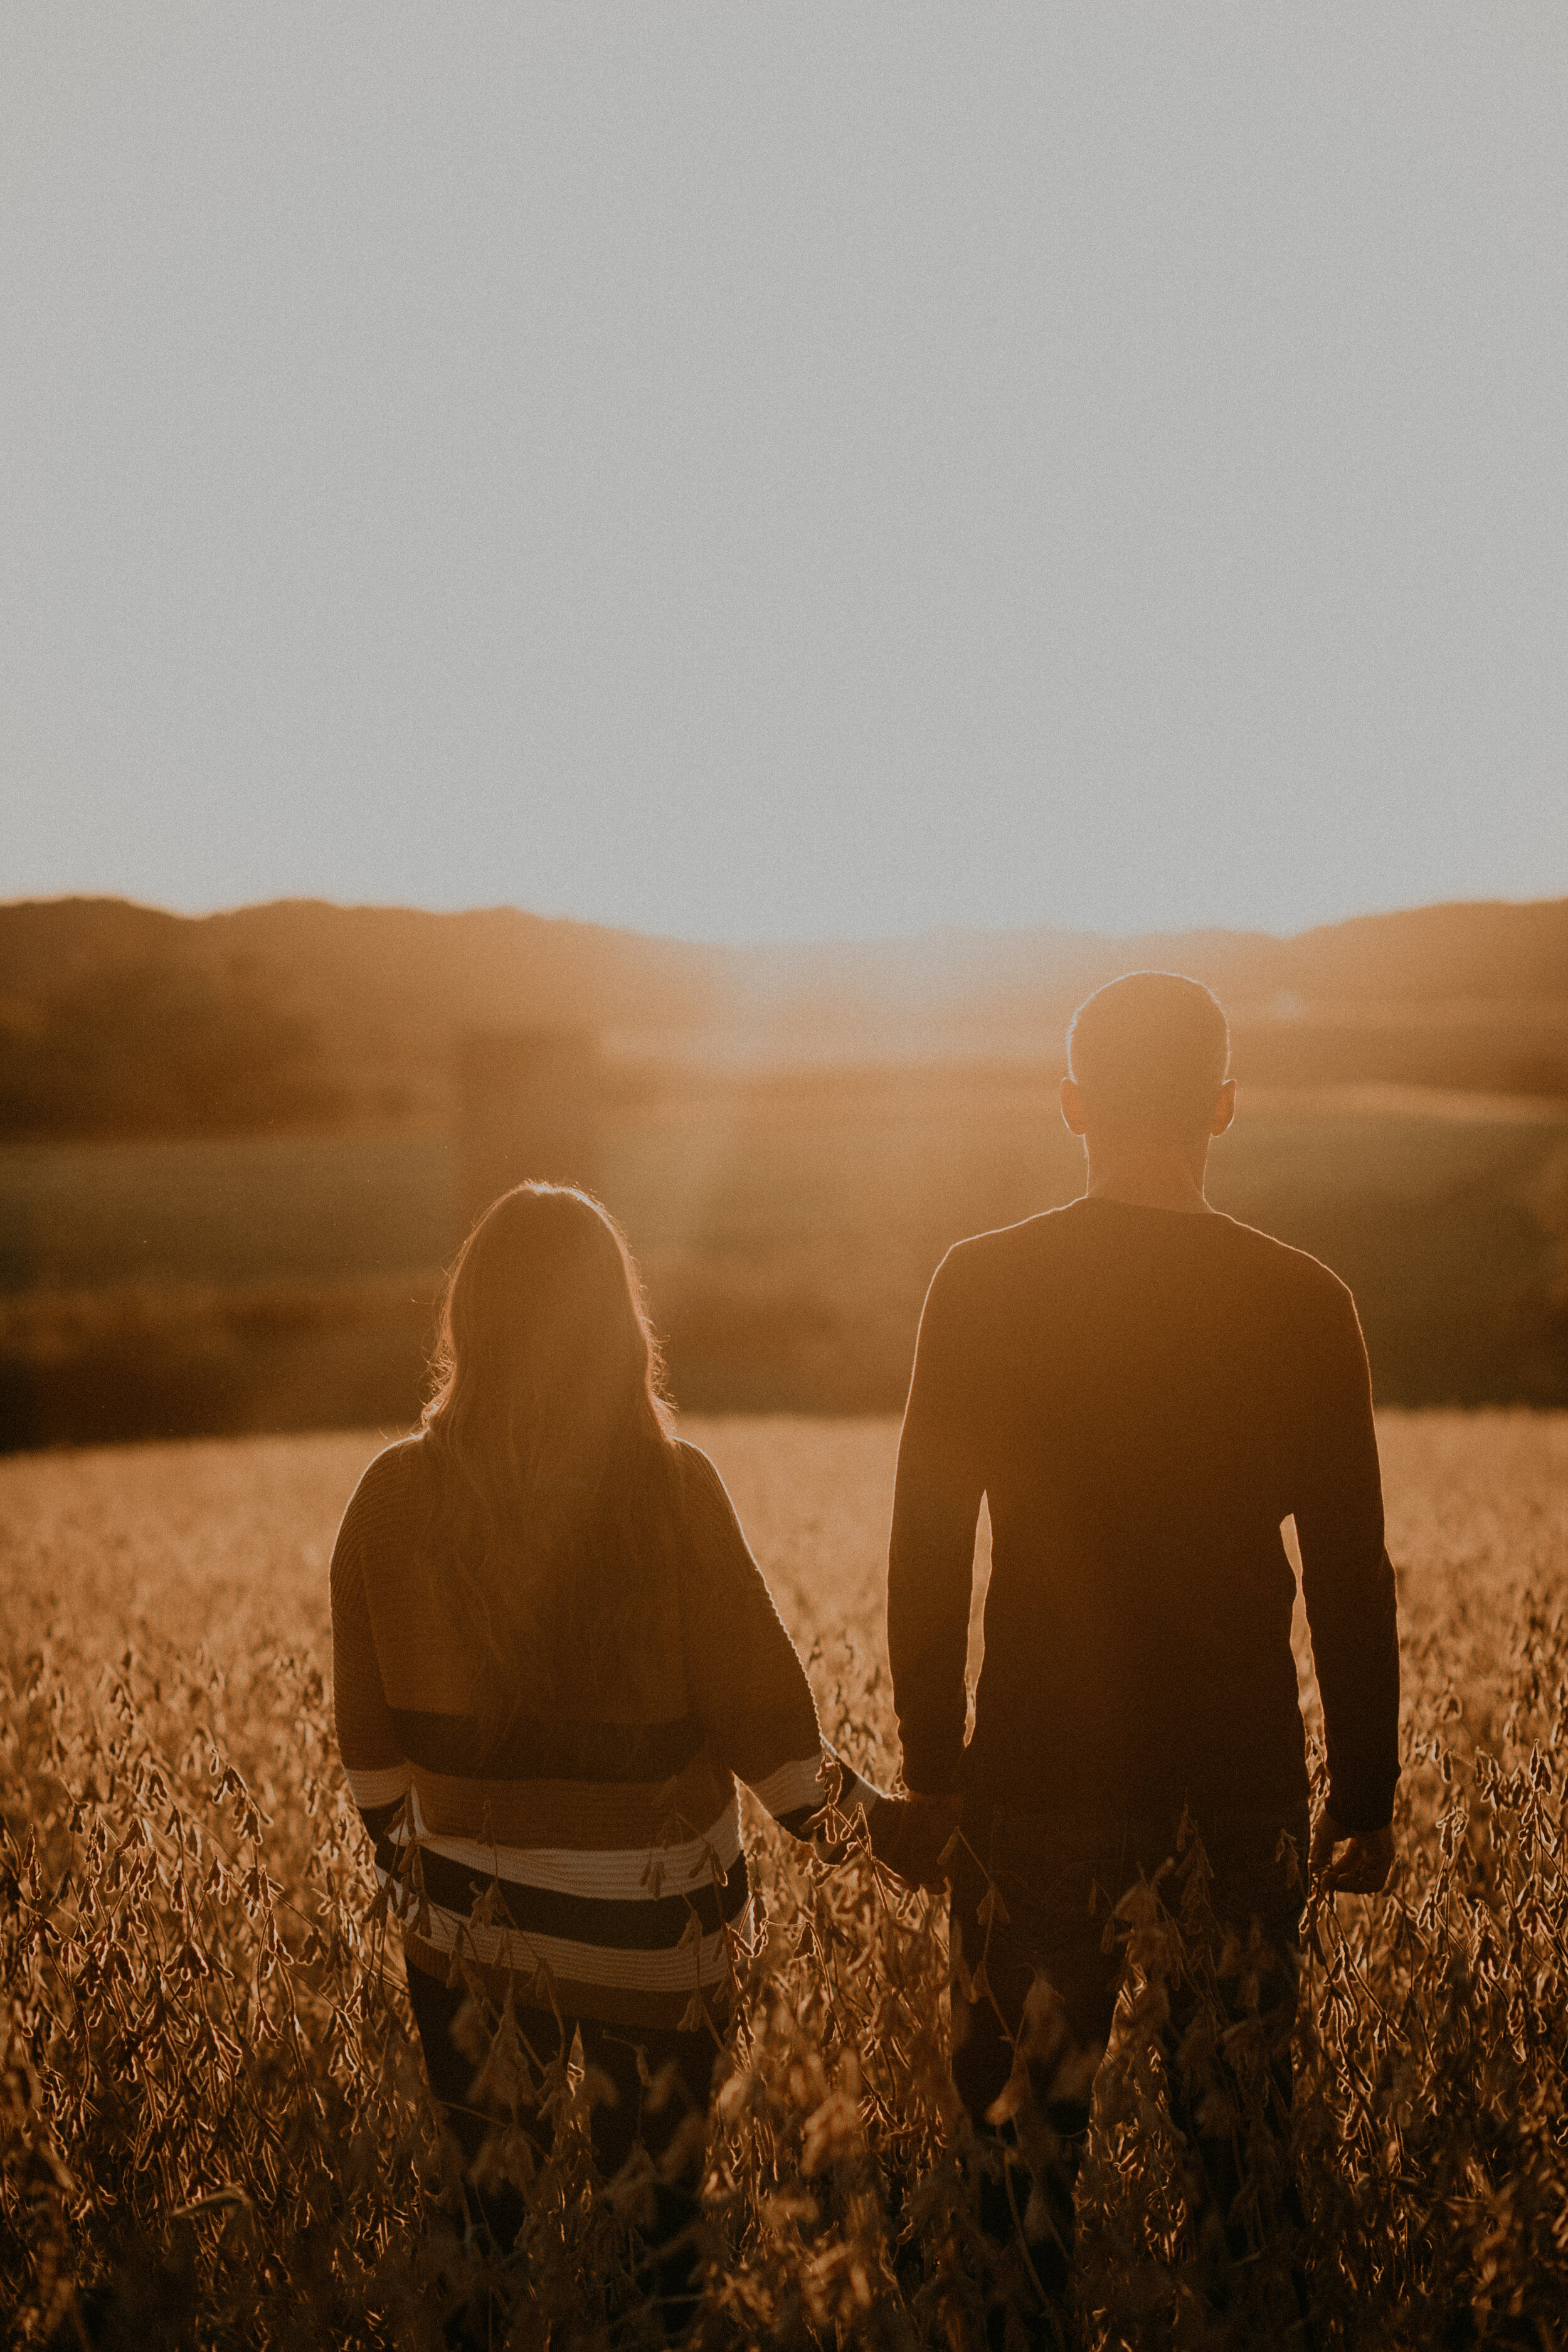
[2,893,1565,1446]
[2,1074,1565,1446]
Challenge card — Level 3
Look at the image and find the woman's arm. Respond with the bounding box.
[329,1461,412,1840]
[676,1444,883,1841]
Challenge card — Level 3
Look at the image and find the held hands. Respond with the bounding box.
[801,1749,882,1865]
[1310,1808,1394,1895]
[867,1791,963,1890]
[802,1781,961,1890]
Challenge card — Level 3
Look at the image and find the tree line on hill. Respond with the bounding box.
[1,892,1565,1140]
[0,953,346,1140]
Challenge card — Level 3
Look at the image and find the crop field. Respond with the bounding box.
[4,1411,1568,2346]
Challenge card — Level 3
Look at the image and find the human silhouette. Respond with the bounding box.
[884,971,1399,2338]
[330,1183,874,2323]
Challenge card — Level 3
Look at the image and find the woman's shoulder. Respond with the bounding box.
[670,1436,733,1517]
[337,1432,432,1542]
[330,1436,431,1615]
[670,1438,762,1576]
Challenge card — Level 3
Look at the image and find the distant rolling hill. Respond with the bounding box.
[1,892,1565,1136]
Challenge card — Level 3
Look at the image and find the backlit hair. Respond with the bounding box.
[420,1183,680,1752]
[1067,970,1231,1137]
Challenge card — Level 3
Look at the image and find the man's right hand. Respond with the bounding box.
[1310,1808,1394,1894]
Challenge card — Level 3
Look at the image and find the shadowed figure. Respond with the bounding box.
[329,1182,876,2336]
[882,971,1401,2341]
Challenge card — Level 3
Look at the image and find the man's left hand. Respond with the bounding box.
[1310,1809,1394,1894]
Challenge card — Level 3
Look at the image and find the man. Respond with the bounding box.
[883,970,1399,2333]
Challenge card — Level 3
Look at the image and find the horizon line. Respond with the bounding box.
[4,884,1565,956]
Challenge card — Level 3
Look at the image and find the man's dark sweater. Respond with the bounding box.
[887,1197,1401,1835]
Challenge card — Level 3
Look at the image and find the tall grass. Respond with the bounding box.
[3,1413,1567,2346]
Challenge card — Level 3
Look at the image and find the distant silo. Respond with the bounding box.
[456,1028,604,1230]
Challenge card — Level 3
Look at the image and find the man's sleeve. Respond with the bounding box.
[1293,1278,1401,1833]
[887,1247,986,1798]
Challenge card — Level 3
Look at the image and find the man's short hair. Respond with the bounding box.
[1066,971,1231,1135]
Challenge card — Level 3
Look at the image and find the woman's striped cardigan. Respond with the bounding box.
[331,1434,869,2030]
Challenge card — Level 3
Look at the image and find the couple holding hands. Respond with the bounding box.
[331,971,1399,2332]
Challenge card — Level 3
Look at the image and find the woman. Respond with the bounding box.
[329,1182,877,2291]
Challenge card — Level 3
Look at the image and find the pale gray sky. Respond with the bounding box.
[4,4,1565,943]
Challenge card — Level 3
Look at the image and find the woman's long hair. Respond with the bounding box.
[420,1183,681,1755]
